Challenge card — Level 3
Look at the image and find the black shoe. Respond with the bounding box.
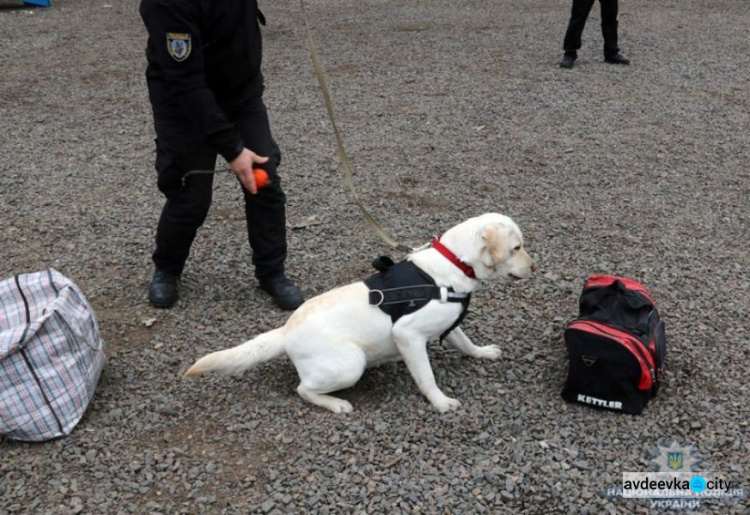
[605,53,630,65]
[148,270,180,308]
[559,55,576,69]
[259,274,304,311]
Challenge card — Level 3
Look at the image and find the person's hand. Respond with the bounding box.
[229,148,269,194]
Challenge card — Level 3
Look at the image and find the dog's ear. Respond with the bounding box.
[482,223,507,262]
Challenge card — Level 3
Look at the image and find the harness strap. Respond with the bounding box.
[440,294,471,341]
[368,285,468,307]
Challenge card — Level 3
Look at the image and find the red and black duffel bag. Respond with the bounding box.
[561,275,667,414]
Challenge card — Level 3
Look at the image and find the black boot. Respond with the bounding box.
[605,53,630,65]
[148,270,180,308]
[559,54,576,69]
[259,274,304,311]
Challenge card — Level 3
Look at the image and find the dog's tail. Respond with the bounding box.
[183,328,286,378]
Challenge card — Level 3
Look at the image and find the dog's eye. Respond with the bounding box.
[513,245,522,251]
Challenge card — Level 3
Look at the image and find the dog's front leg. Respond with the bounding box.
[444,327,502,360]
[392,329,461,413]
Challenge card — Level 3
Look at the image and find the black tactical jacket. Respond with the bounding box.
[140,0,265,161]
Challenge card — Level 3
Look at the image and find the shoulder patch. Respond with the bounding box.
[166,32,192,62]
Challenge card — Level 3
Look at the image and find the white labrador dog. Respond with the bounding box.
[185,213,535,413]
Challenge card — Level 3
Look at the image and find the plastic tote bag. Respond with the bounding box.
[0,269,106,442]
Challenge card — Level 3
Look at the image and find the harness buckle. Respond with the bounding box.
[439,287,449,303]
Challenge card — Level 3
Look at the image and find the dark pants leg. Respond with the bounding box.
[563,0,596,56]
[151,122,217,276]
[231,97,288,280]
[600,0,620,58]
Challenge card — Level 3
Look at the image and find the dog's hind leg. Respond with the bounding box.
[444,327,502,359]
[292,343,367,414]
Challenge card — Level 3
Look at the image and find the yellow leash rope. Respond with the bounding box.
[299,0,413,253]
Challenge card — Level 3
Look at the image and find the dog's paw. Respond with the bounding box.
[432,396,462,413]
[325,398,354,414]
[474,344,502,360]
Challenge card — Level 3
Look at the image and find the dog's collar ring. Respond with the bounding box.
[371,289,385,307]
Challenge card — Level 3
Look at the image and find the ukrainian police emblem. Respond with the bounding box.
[651,440,700,472]
[667,452,684,471]
[167,33,192,62]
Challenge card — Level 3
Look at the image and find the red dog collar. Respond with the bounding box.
[431,237,476,279]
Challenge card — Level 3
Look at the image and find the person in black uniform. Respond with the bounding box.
[140,0,304,310]
[559,0,630,68]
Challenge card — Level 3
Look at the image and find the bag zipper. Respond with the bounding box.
[583,275,656,306]
[567,319,656,391]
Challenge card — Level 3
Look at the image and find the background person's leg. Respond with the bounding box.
[563,0,596,57]
[600,0,621,60]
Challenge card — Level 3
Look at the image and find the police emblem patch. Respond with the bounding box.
[667,452,684,471]
[651,440,701,473]
[166,32,192,62]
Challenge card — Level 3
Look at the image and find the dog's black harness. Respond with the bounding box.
[364,257,471,341]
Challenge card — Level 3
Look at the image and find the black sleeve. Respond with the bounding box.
[140,0,244,162]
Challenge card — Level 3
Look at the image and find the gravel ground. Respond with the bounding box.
[1,0,748,513]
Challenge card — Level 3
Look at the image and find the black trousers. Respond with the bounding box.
[563,0,619,58]
[151,96,287,279]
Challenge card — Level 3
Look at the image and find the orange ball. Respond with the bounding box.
[253,168,269,189]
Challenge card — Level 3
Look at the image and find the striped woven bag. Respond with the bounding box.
[0,269,106,442]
